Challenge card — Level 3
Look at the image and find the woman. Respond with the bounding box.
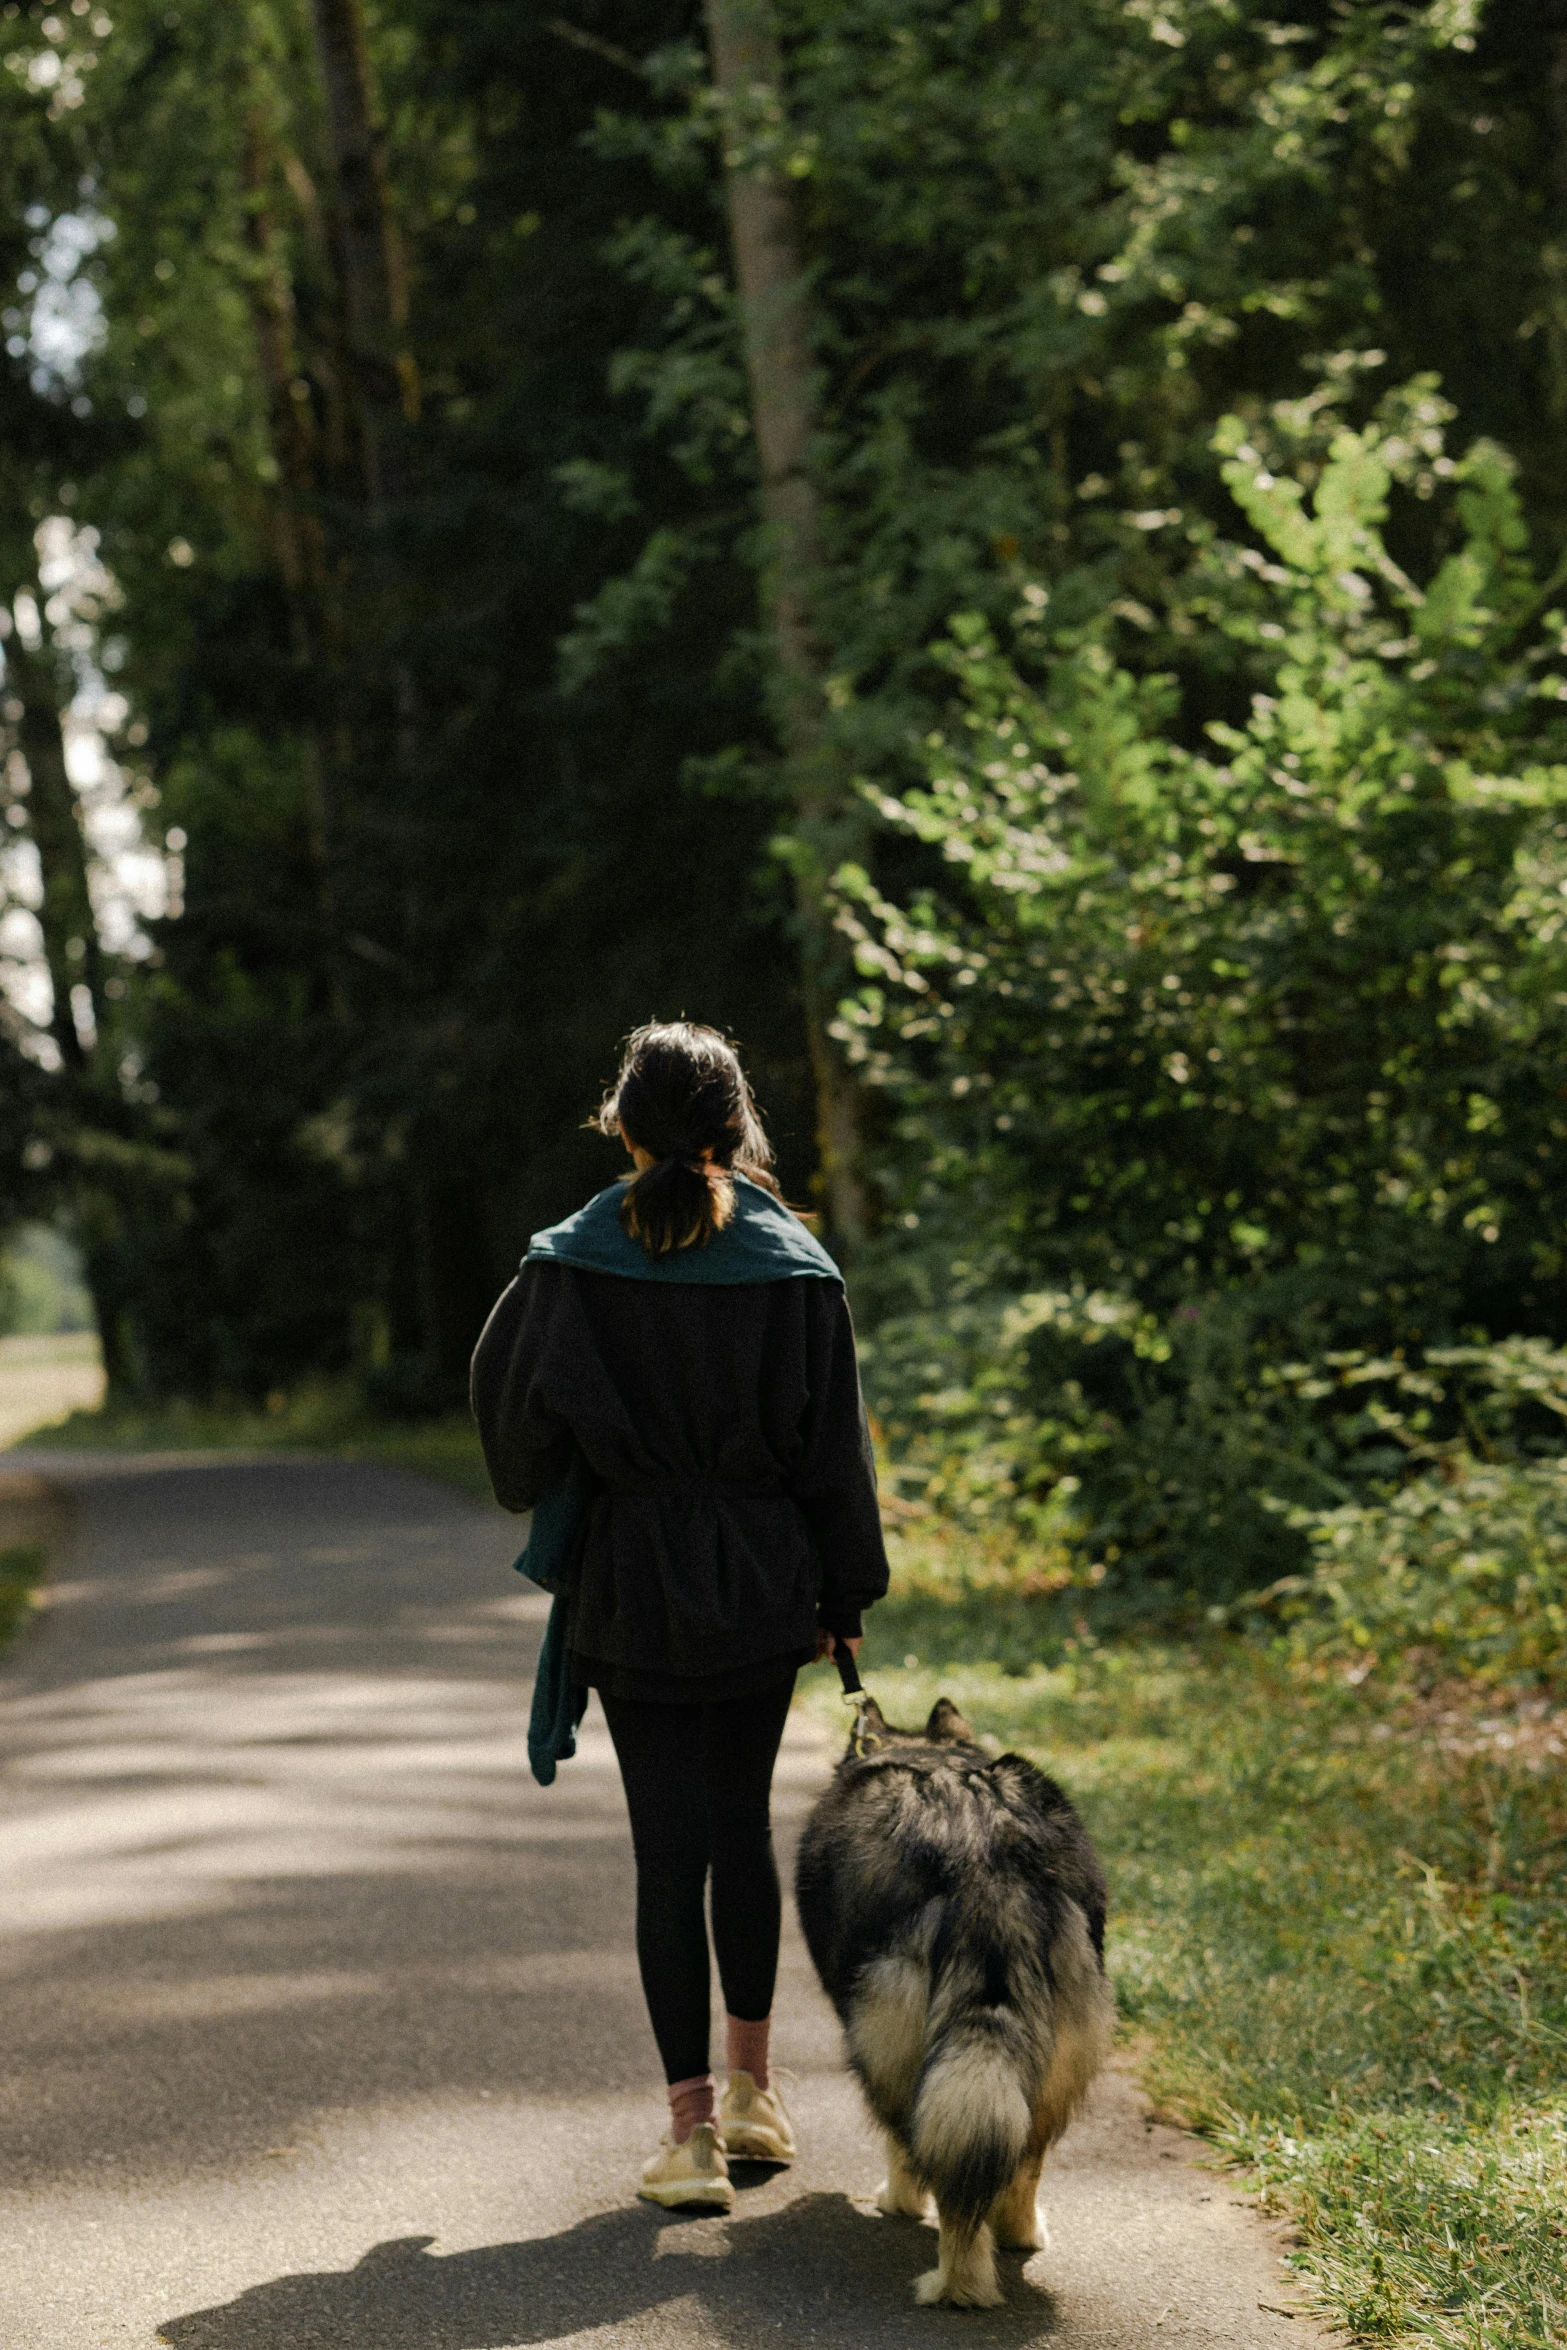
[471,1022,889,2211]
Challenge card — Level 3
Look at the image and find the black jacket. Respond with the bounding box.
[470,1261,889,1698]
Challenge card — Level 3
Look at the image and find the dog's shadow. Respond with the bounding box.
[158,2186,1061,2348]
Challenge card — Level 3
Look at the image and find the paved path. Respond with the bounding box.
[0,1455,1328,2348]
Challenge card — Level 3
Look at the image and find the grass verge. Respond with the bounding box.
[805,1548,1567,2348]
[0,1542,47,1649]
[21,1385,492,1501]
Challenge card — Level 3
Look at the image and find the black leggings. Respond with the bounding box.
[602,1678,795,2084]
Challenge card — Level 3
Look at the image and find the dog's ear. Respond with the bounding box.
[851,1695,891,1752]
[924,1696,975,1744]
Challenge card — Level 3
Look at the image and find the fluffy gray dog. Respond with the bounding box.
[795,1692,1113,2307]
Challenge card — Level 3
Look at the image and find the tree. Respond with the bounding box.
[703,0,867,1245]
[304,0,418,511]
[11,0,821,1399]
[5,0,1564,1415]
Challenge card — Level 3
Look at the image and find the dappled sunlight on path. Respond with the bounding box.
[1,1455,1325,2348]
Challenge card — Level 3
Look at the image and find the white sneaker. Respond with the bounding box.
[719,2070,796,2164]
[637,2120,735,2211]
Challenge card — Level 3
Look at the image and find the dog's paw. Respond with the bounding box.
[876,2177,933,2221]
[993,2203,1047,2253]
[913,2263,1005,2309]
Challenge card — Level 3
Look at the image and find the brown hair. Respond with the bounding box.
[595,1021,777,1255]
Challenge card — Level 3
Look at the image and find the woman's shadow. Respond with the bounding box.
[158,2185,1059,2348]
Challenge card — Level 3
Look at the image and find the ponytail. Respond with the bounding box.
[595,1021,775,1257]
[621,1155,736,1257]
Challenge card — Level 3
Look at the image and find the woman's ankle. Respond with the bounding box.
[725,2013,771,2092]
[666,2072,716,2143]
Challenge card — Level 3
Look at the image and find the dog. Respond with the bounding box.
[795,1692,1113,2308]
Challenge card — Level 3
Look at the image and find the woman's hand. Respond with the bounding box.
[814,1631,863,1665]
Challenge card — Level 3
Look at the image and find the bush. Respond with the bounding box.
[1266,1338,1567,1690]
[0,1544,46,1649]
[1284,1456,1567,1691]
[844,377,1567,1607]
[863,1277,1348,1603]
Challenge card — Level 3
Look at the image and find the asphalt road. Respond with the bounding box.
[0,1453,1329,2348]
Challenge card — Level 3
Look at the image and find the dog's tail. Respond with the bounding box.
[904,1888,1041,2227]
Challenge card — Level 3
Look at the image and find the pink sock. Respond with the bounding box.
[667,2073,716,2144]
[726,2013,771,2092]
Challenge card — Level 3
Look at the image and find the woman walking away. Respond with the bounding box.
[471,1022,889,2212]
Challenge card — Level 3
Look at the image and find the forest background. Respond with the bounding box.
[5,0,1567,1611]
[5,6,1567,2340]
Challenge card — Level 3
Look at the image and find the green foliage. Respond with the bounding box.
[845,382,1567,1593]
[5,0,1567,1408]
[592,0,1567,775]
[0,1542,45,1647]
[1255,1338,1567,1691]
[1291,1453,1567,1692]
[0,1221,93,1333]
[865,1279,1354,1600]
[0,0,825,1400]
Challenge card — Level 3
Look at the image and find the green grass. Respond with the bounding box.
[0,1542,47,1648]
[24,1383,493,1500]
[805,1543,1567,2348]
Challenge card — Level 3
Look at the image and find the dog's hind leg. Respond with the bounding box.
[990,2149,1047,2252]
[876,2133,932,2221]
[913,2212,1003,2308]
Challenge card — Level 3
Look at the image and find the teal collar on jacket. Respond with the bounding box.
[522,1172,841,1285]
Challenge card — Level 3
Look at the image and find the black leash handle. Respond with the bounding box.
[834,1641,864,1699]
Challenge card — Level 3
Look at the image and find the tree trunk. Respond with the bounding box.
[4,611,102,1071]
[73,1191,142,1401]
[240,102,345,1004]
[305,0,422,898]
[1544,1,1567,413]
[304,0,418,513]
[416,1170,495,1395]
[3,600,143,1396]
[305,0,450,1371]
[702,0,869,1251]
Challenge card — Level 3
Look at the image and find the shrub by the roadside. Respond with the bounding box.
[867,1317,1567,1686]
[861,1277,1349,1607]
[1247,1337,1567,1693]
[845,386,1567,1619]
[0,1542,45,1647]
[1281,1455,1567,1693]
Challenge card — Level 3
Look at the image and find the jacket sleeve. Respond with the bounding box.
[469,1263,575,1513]
[793,1281,890,1639]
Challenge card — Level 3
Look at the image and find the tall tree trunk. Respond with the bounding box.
[304,0,419,513]
[3,599,141,1395]
[240,102,346,1010]
[4,610,102,1071]
[702,0,868,1250]
[416,1170,495,1394]
[305,0,451,1370]
[305,0,422,892]
[1545,1,1567,414]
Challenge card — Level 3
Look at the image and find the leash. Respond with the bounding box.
[834,1641,879,1756]
[834,1643,864,1699]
